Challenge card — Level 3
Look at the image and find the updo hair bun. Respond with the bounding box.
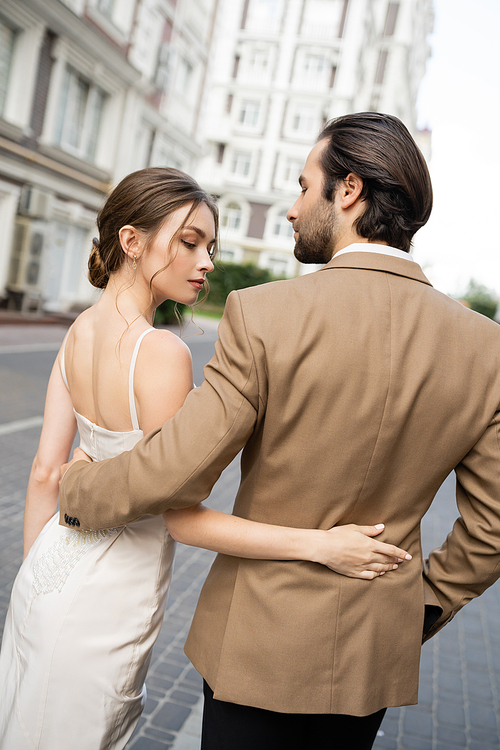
[88,237,109,289]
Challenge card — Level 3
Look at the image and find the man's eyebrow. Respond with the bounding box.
[183,226,216,244]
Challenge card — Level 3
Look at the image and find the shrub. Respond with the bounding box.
[155,262,283,323]
[205,262,279,310]
[154,299,187,325]
[461,280,498,320]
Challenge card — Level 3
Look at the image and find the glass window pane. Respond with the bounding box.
[0,22,15,115]
[85,88,105,160]
[97,0,115,17]
[54,67,71,145]
[55,66,107,163]
[65,226,87,295]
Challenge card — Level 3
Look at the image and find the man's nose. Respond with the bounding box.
[287,197,300,224]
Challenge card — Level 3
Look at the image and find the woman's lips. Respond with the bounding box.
[189,280,204,291]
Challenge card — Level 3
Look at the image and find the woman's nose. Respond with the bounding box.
[199,250,214,273]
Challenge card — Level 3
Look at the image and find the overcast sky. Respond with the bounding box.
[412,0,500,299]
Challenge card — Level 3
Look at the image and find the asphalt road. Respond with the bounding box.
[0,320,499,750]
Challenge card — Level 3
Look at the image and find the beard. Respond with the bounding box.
[293,197,338,265]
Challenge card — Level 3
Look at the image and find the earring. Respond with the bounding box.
[132,254,137,270]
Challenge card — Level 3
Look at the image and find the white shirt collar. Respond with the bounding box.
[333,243,416,263]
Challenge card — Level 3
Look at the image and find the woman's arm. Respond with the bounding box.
[134,331,411,580]
[24,352,77,558]
[164,506,411,580]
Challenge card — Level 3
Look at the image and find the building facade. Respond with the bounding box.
[196,0,434,277]
[0,0,217,312]
[0,0,433,312]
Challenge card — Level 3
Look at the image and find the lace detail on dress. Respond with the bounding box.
[32,528,119,596]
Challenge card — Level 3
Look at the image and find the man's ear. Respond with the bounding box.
[338,173,363,209]
[118,225,142,261]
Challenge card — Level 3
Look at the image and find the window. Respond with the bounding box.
[54,66,107,162]
[155,42,172,92]
[221,202,243,231]
[301,0,346,39]
[231,151,252,178]
[216,143,226,164]
[295,52,329,90]
[0,22,15,116]
[263,255,289,277]
[175,57,193,95]
[133,121,155,169]
[152,134,186,169]
[219,246,244,264]
[273,210,293,238]
[375,50,388,85]
[283,157,303,186]
[292,105,318,135]
[245,0,284,33]
[44,223,87,307]
[239,100,260,127]
[384,3,400,36]
[96,0,115,17]
[232,55,240,78]
[304,54,326,75]
[248,48,269,77]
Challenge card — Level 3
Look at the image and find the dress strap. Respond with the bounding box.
[60,326,73,391]
[128,328,155,431]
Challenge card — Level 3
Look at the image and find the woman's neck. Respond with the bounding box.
[100,272,156,327]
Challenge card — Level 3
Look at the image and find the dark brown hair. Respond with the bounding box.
[88,167,219,289]
[317,112,432,252]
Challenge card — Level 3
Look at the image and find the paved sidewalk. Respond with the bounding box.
[0,323,500,749]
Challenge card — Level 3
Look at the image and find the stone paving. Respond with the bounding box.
[0,322,500,750]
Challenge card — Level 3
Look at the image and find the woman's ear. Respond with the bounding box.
[118,225,141,261]
[339,173,364,209]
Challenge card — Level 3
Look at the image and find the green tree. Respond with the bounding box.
[206,261,279,309]
[155,261,283,324]
[154,299,187,325]
[461,279,498,320]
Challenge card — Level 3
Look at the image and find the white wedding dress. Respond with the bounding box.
[0,328,176,749]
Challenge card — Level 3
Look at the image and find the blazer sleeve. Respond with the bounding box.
[422,410,500,642]
[59,291,260,531]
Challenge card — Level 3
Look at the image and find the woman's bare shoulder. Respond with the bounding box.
[133,329,194,429]
[136,331,192,389]
[65,306,97,342]
[142,328,191,357]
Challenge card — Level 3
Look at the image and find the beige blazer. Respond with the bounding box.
[60,252,500,716]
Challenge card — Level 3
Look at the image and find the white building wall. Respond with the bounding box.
[0,0,217,312]
[195,0,433,278]
[0,0,433,310]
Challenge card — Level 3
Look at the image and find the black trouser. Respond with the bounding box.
[201,681,386,750]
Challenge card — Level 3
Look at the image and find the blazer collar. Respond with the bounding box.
[320,249,433,287]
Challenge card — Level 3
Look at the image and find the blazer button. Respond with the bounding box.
[75,519,80,527]
[64,513,68,523]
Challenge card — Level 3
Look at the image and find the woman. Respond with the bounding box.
[0,168,410,749]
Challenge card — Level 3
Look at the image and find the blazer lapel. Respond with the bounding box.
[319,251,433,287]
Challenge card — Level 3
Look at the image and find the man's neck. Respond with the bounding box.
[331,235,388,258]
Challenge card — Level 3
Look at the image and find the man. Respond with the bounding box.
[60,112,500,750]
